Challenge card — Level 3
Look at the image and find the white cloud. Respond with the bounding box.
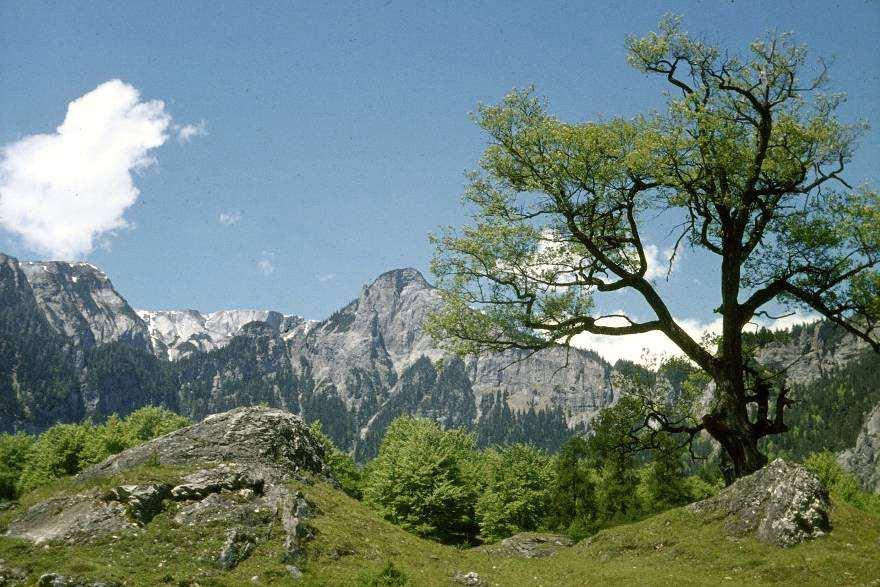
[317,273,336,283]
[175,120,207,143]
[218,211,241,226]
[573,310,819,366]
[0,80,174,259]
[643,244,677,281]
[256,259,275,276]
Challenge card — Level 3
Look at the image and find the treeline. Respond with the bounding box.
[321,414,721,545]
[0,406,189,500]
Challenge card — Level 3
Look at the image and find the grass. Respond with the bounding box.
[1,474,879,585]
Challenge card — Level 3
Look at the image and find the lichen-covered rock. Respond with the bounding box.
[452,571,484,585]
[216,529,256,570]
[171,464,264,500]
[474,532,574,558]
[272,486,314,563]
[7,407,329,549]
[688,459,831,547]
[5,494,135,544]
[78,407,331,482]
[838,402,880,493]
[105,483,171,524]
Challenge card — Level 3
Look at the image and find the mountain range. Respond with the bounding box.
[1,251,878,484]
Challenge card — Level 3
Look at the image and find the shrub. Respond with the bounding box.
[804,451,880,515]
[363,416,479,543]
[0,433,34,500]
[476,443,554,541]
[14,406,190,497]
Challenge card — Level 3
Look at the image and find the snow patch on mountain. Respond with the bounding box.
[138,308,305,360]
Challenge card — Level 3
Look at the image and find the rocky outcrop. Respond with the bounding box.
[688,459,831,547]
[78,406,330,481]
[4,492,135,545]
[5,407,326,570]
[474,532,574,558]
[839,403,880,493]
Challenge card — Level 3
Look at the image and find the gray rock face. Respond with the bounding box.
[839,403,880,493]
[688,459,831,547]
[19,261,151,354]
[105,483,171,524]
[216,529,256,570]
[290,268,615,447]
[170,463,264,500]
[4,493,135,544]
[756,322,869,385]
[79,407,330,482]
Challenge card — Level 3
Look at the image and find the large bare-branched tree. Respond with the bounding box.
[428,17,879,483]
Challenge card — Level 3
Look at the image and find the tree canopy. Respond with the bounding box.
[429,16,879,482]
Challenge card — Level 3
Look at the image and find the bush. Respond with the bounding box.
[14,406,190,497]
[17,423,91,494]
[476,443,554,541]
[804,451,880,515]
[363,416,479,543]
[0,433,34,500]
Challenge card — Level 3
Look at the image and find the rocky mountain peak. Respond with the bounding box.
[365,267,430,295]
[17,258,151,354]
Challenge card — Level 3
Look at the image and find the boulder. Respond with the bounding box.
[688,459,831,547]
[6,407,327,555]
[474,532,573,558]
[452,571,484,585]
[77,407,331,483]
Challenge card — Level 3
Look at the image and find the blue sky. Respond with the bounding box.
[1,0,878,335]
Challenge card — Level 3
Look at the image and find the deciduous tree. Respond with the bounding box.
[429,16,879,482]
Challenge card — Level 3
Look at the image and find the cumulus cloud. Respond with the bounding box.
[643,244,678,281]
[256,259,275,276]
[573,309,819,366]
[175,120,207,143]
[218,211,241,226]
[0,80,176,259]
[317,273,336,283]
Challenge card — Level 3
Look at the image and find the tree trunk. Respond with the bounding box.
[703,380,767,485]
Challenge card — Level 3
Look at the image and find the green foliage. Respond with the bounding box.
[804,452,880,515]
[476,444,554,541]
[0,433,34,500]
[548,436,596,538]
[358,560,409,586]
[362,416,479,543]
[642,436,692,510]
[309,421,363,499]
[10,406,190,497]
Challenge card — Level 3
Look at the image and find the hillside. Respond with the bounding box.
[1,468,878,585]
[0,406,878,585]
